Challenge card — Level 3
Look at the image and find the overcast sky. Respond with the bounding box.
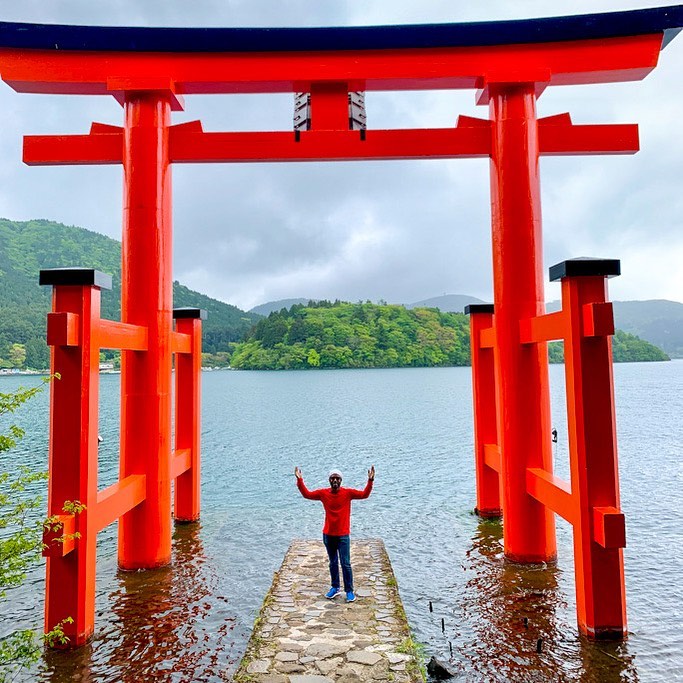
[0,1,681,310]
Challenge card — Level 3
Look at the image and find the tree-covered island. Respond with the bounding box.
[230,301,670,370]
[230,301,471,370]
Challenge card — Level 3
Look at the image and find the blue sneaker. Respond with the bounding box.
[325,587,342,599]
[346,591,356,603]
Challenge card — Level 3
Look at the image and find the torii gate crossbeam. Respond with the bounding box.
[2,4,682,647]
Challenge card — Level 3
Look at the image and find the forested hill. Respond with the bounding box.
[230,300,670,370]
[0,218,260,369]
[231,301,472,370]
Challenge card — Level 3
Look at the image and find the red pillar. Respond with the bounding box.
[40,268,111,646]
[119,91,174,569]
[173,308,205,522]
[488,83,556,562]
[466,304,501,517]
[554,258,627,638]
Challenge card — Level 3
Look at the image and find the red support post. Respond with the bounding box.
[118,90,175,569]
[39,268,112,646]
[553,258,627,638]
[488,82,556,562]
[465,304,501,517]
[173,308,206,522]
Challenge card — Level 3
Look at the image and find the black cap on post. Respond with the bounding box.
[464,303,494,315]
[173,307,208,320]
[39,267,112,290]
[549,258,620,282]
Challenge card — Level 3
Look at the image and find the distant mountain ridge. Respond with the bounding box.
[250,298,312,316]
[0,218,260,368]
[405,294,485,311]
[252,294,485,315]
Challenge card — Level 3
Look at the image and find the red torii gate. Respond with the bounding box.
[1,4,681,646]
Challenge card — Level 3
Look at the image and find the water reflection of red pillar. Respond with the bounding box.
[488,83,556,562]
[40,269,110,645]
[554,260,627,638]
[173,308,206,522]
[119,91,174,569]
[465,304,501,517]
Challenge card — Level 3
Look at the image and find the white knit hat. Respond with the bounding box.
[328,468,343,479]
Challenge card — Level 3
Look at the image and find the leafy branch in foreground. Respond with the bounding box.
[0,378,71,681]
[0,381,50,598]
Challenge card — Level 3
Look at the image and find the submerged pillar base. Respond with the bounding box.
[474,506,502,518]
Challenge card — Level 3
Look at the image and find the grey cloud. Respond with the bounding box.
[0,0,353,27]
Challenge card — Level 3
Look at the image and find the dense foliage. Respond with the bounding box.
[0,218,261,369]
[231,301,472,370]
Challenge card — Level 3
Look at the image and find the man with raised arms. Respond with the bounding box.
[294,465,375,603]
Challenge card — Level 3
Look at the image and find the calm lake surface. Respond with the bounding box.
[1,362,682,682]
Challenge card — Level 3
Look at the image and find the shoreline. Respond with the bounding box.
[0,357,679,378]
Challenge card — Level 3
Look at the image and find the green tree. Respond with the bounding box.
[261,317,288,349]
[8,344,26,369]
[287,317,308,344]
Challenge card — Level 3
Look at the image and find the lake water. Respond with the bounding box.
[1,361,682,681]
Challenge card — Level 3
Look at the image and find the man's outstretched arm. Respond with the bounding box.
[349,465,375,499]
[294,466,323,500]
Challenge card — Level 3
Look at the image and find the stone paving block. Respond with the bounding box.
[246,659,271,674]
[316,656,343,675]
[337,672,363,683]
[387,652,412,664]
[305,641,349,658]
[275,662,305,673]
[277,640,305,652]
[274,651,299,662]
[347,650,383,665]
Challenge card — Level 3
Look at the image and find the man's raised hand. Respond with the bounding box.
[294,467,303,480]
[368,465,375,481]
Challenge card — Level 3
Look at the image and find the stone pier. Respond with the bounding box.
[234,539,424,683]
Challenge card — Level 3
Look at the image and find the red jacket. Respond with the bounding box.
[297,478,373,536]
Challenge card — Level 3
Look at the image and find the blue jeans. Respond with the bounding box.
[323,534,353,593]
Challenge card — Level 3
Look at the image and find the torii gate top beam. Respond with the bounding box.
[1,6,683,96]
[1,5,682,53]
